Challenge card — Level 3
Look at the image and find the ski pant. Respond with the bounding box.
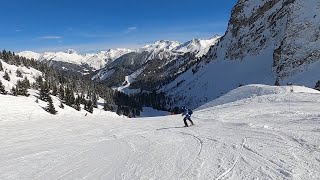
[183,116,194,126]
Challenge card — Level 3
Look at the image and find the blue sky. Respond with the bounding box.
[0,0,237,53]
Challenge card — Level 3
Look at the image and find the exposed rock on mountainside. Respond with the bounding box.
[161,0,320,108]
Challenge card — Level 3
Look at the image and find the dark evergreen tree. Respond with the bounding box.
[135,108,140,116]
[16,69,22,78]
[315,80,320,91]
[0,60,3,71]
[92,92,98,108]
[59,85,65,100]
[103,100,113,111]
[51,84,58,96]
[46,96,57,115]
[59,101,64,109]
[22,76,31,89]
[116,106,123,116]
[34,76,43,89]
[275,79,280,86]
[74,96,81,111]
[39,82,50,101]
[65,87,75,106]
[3,71,10,81]
[16,80,29,96]
[85,100,93,113]
[0,80,7,94]
[11,87,17,96]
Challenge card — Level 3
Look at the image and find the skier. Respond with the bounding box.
[182,107,194,127]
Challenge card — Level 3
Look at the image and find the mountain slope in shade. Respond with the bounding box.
[161,0,320,109]
[93,36,220,91]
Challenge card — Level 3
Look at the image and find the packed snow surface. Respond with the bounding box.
[1,85,320,179]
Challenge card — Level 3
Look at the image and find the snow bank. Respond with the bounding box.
[197,84,320,110]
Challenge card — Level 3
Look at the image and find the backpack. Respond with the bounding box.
[188,109,193,115]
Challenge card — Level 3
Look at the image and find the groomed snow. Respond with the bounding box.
[1,85,320,179]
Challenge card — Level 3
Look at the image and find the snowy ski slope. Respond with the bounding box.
[1,85,320,179]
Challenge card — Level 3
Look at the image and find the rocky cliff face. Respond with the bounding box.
[214,0,320,80]
[161,0,320,108]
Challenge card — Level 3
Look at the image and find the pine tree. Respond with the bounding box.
[46,96,57,115]
[39,82,50,101]
[315,80,320,91]
[275,79,280,86]
[92,93,98,108]
[65,87,75,106]
[35,76,43,89]
[11,87,17,96]
[135,108,140,116]
[116,106,123,116]
[16,80,29,96]
[16,69,22,78]
[103,100,114,111]
[0,80,7,94]
[3,71,10,81]
[59,101,64,109]
[51,84,57,96]
[0,61,3,71]
[22,77,30,89]
[85,100,93,113]
[59,85,65,100]
[74,96,81,111]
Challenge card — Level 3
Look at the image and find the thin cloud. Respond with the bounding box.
[15,29,23,32]
[38,36,63,40]
[125,26,137,33]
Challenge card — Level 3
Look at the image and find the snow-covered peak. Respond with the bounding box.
[97,48,133,60]
[173,36,220,57]
[18,51,41,60]
[18,48,133,71]
[140,40,181,52]
[65,49,78,55]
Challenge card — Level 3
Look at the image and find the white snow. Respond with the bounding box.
[1,84,320,179]
[0,59,42,91]
[18,48,133,70]
[116,68,144,94]
[174,35,221,57]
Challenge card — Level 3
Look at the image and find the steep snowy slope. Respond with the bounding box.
[1,84,320,179]
[161,0,320,109]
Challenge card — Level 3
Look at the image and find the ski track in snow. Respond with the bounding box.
[216,138,247,180]
[1,85,320,179]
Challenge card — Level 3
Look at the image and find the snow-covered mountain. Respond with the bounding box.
[173,35,220,57]
[18,48,133,74]
[160,0,320,109]
[18,36,219,78]
[93,36,220,90]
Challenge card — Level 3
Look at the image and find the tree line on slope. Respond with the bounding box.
[0,50,172,116]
